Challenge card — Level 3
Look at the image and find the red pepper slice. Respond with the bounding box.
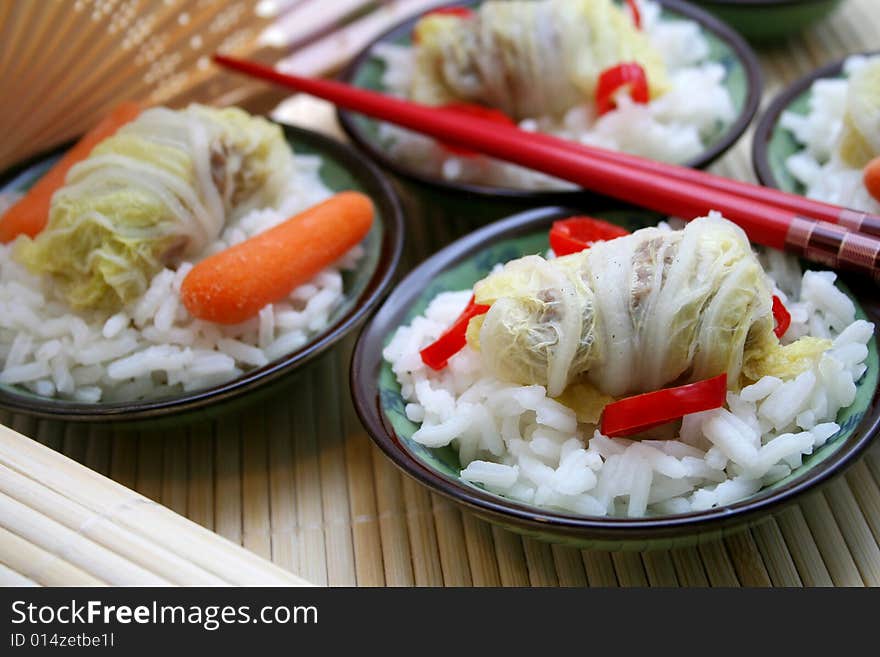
[412,7,475,43]
[626,0,642,29]
[549,216,630,256]
[772,295,791,339]
[595,62,649,116]
[420,295,490,370]
[436,102,516,157]
[600,373,728,438]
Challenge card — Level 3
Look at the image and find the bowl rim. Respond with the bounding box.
[752,50,880,190]
[0,122,405,423]
[336,0,763,201]
[350,205,880,540]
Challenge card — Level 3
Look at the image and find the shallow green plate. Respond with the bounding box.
[352,206,880,550]
[692,0,842,44]
[752,58,847,194]
[0,124,404,426]
[752,53,879,195]
[338,0,762,208]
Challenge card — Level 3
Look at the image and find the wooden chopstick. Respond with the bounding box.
[214,54,880,281]
[0,422,313,586]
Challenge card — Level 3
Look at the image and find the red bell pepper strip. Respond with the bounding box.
[600,373,728,438]
[626,0,642,29]
[412,6,475,43]
[549,216,630,256]
[436,102,516,157]
[595,62,649,116]
[772,295,791,339]
[420,295,490,370]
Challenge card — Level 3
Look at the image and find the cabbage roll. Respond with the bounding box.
[16,104,295,311]
[410,0,670,120]
[470,215,779,398]
[839,58,880,168]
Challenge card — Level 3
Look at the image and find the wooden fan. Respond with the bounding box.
[0,0,441,173]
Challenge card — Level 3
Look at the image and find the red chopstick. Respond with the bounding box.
[522,128,880,239]
[213,54,880,280]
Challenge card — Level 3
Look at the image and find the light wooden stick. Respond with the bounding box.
[0,462,224,585]
[0,562,38,587]
[0,487,168,586]
[276,0,441,75]
[259,0,376,49]
[0,525,104,587]
[0,422,312,586]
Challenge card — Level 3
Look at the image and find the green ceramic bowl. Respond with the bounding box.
[752,52,877,194]
[0,124,404,425]
[351,206,880,550]
[337,0,762,226]
[692,0,842,44]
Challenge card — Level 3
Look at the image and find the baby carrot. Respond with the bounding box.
[0,101,142,243]
[864,157,880,204]
[181,191,375,325]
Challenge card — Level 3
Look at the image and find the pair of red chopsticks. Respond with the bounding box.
[213,54,880,281]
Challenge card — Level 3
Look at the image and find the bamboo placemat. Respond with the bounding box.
[3,0,880,587]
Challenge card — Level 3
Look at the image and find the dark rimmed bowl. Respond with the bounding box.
[692,0,843,44]
[337,0,763,226]
[0,123,404,426]
[351,206,880,550]
[753,52,878,195]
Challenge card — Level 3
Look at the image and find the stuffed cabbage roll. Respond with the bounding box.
[839,58,880,168]
[15,104,295,311]
[410,0,670,120]
[469,215,793,398]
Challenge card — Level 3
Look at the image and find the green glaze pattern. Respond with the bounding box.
[693,1,842,44]
[0,125,401,425]
[764,86,824,194]
[374,211,879,547]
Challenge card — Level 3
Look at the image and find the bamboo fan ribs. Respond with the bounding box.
[0,0,441,173]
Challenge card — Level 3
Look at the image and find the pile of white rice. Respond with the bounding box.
[383,248,874,518]
[372,0,736,190]
[0,154,363,403]
[781,54,880,214]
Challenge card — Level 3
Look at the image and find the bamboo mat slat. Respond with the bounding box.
[2,0,880,588]
[550,544,588,588]
[669,547,711,587]
[750,519,803,586]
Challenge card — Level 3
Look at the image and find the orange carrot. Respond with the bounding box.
[181,191,375,325]
[0,101,142,243]
[864,157,880,204]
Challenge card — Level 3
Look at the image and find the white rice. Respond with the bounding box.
[781,54,880,214]
[0,154,363,402]
[383,254,874,518]
[372,0,736,190]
